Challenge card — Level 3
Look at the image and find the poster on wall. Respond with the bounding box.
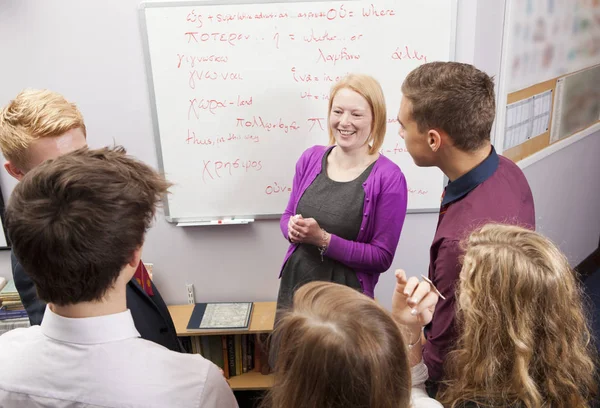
[504,89,552,150]
[508,0,600,93]
[550,64,600,143]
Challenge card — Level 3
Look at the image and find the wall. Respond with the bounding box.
[523,133,600,266]
[0,0,597,312]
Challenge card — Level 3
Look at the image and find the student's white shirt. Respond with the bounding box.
[0,306,238,408]
[411,360,443,407]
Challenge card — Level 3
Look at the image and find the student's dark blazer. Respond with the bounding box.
[11,251,183,352]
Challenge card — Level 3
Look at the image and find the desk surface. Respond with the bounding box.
[168,301,276,337]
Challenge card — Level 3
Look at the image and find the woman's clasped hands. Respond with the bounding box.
[287,214,324,246]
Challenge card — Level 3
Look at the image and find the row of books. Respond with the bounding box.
[0,278,30,335]
[180,334,271,379]
[0,278,24,310]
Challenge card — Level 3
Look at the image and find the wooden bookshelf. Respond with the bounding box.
[168,301,276,390]
[228,370,274,390]
[169,302,276,336]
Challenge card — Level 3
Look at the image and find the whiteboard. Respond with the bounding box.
[140,0,455,223]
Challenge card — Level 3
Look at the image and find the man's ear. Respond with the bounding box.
[129,246,143,269]
[4,161,25,181]
[427,129,443,153]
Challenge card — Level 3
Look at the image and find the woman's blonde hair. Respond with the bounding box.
[262,281,412,408]
[327,74,386,154]
[439,223,598,407]
[0,89,86,170]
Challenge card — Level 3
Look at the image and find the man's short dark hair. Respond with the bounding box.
[401,61,496,151]
[5,146,170,305]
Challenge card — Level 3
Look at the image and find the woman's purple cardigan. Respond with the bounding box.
[279,145,408,298]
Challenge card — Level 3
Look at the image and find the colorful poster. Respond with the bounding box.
[508,0,600,92]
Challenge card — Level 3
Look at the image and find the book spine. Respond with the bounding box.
[210,336,224,369]
[248,334,255,371]
[227,335,236,377]
[260,350,271,375]
[195,336,203,356]
[191,336,197,354]
[254,333,262,373]
[235,334,242,376]
[201,336,212,361]
[241,334,248,373]
[258,333,271,375]
[221,336,230,379]
[0,319,30,336]
[0,310,29,319]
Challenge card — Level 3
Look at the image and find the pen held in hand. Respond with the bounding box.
[420,274,446,300]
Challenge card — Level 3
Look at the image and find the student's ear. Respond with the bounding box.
[4,161,26,181]
[427,129,442,153]
[129,247,143,269]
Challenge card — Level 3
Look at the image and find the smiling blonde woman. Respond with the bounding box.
[276,74,408,317]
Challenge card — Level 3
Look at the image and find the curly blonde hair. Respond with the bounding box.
[439,224,598,407]
[0,89,86,169]
[262,281,412,408]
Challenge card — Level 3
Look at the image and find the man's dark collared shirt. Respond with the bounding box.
[423,146,535,382]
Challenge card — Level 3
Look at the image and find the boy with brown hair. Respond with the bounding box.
[0,147,237,407]
[397,62,535,389]
[0,89,182,352]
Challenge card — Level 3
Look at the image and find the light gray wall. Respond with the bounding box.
[523,133,600,266]
[0,0,597,312]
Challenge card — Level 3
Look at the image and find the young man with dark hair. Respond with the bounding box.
[397,62,535,388]
[0,147,237,407]
[0,89,182,352]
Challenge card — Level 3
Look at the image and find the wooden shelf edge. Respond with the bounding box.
[177,330,273,337]
[168,302,276,336]
[228,372,274,391]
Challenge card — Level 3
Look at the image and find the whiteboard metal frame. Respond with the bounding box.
[139,0,457,223]
[492,0,511,159]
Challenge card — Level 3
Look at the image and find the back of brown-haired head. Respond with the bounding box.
[262,281,412,408]
[5,146,170,306]
[401,61,496,151]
